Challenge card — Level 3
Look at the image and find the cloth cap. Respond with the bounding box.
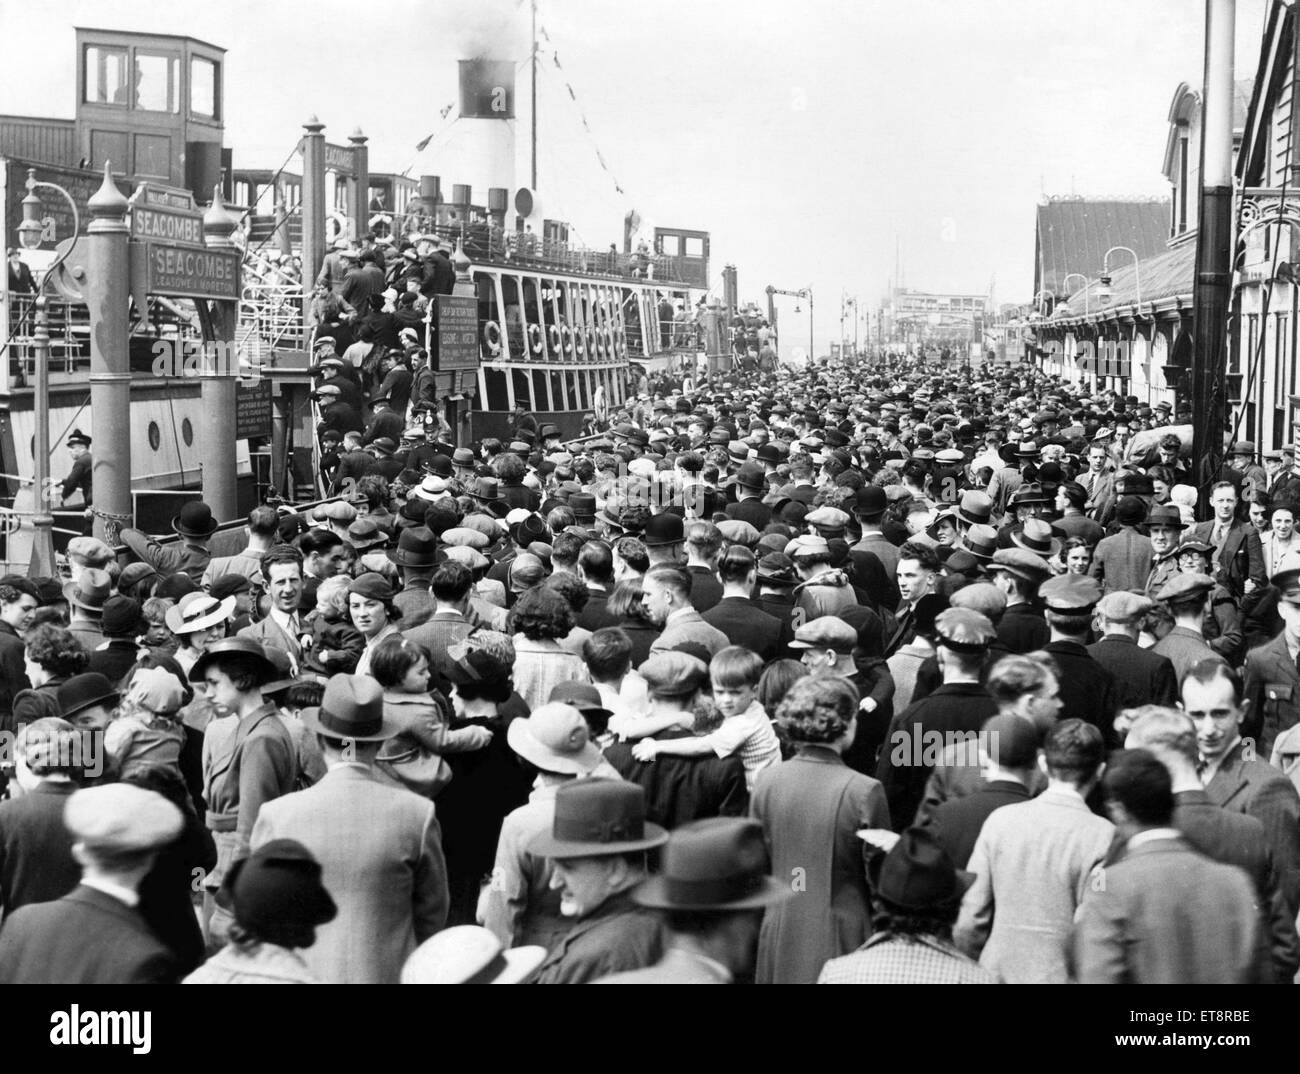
[1038,573,1103,613]
[987,548,1052,583]
[933,607,995,652]
[1096,591,1153,622]
[124,666,185,716]
[788,616,857,653]
[637,652,710,698]
[949,582,1007,620]
[785,534,831,559]
[1156,572,1215,604]
[805,507,850,532]
[64,785,183,853]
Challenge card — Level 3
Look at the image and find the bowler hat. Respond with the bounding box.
[101,596,146,639]
[172,501,219,538]
[57,673,121,720]
[527,779,668,859]
[633,818,791,911]
[569,492,597,521]
[300,674,400,741]
[642,513,684,548]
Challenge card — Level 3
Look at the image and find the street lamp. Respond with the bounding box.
[1060,272,1090,316]
[1032,288,1054,316]
[18,167,80,577]
[1099,246,1142,311]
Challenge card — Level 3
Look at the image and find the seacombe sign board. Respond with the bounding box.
[129,241,241,301]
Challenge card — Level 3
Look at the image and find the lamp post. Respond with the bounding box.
[1099,246,1142,310]
[1060,273,1090,316]
[17,168,79,577]
[1032,288,1054,317]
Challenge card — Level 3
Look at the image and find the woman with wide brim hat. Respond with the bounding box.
[166,592,237,677]
[190,637,293,947]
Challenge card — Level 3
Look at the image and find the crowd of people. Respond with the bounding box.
[1,351,1300,984]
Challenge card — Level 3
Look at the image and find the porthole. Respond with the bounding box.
[148,421,161,451]
[182,418,194,446]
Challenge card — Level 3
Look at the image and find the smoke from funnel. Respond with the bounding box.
[445,0,531,59]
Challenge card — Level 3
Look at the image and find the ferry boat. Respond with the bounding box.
[0,23,723,569]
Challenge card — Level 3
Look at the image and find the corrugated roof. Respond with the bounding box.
[1050,240,1194,322]
[1036,199,1171,299]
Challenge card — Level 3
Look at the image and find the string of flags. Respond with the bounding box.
[414,101,458,153]
[541,28,626,197]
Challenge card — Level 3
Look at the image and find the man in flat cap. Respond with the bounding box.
[986,548,1050,655]
[1153,573,1222,683]
[1087,591,1177,711]
[0,784,183,983]
[1039,575,1118,745]
[875,608,999,830]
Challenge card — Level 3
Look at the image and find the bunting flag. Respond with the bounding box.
[414,102,458,152]
[542,29,629,201]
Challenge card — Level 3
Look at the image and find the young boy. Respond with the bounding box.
[630,646,781,791]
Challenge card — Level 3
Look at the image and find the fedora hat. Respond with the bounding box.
[1010,518,1061,558]
[187,637,278,685]
[470,476,502,502]
[962,524,999,562]
[506,702,605,775]
[172,501,219,539]
[165,592,236,636]
[633,817,791,911]
[865,826,972,911]
[387,526,440,567]
[957,490,993,526]
[63,568,112,613]
[527,779,668,859]
[300,674,399,741]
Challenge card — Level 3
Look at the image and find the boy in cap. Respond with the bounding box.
[631,647,781,793]
[1152,573,1221,682]
[0,784,184,983]
[1087,591,1177,711]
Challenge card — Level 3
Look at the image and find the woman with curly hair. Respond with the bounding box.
[12,625,90,727]
[508,586,590,713]
[607,580,658,666]
[750,675,891,984]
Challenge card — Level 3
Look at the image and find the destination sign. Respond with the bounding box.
[435,295,481,372]
[324,142,357,176]
[130,241,241,301]
[132,207,205,246]
[137,183,197,211]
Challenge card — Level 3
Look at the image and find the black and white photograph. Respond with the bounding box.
[0,0,1291,1040]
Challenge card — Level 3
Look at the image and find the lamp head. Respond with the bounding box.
[18,190,44,250]
[1097,274,1112,304]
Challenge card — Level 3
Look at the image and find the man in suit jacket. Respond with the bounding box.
[1075,750,1265,984]
[701,548,782,662]
[237,548,308,666]
[1191,481,1266,609]
[251,676,448,984]
[0,580,37,729]
[1242,573,1300,757]
[402,561,478,681]
[1088,497,1153,594]
[1087,591,1177,712]
[926,714,1036,869]
[1039,575,1119,744]
[1124,706,1300,983]
[644,567,728,659]
[955,719,1114,983]
[0,783,183,984]
[724,463,772,530]
[1184,661,1300,917]
[0,720,81,912]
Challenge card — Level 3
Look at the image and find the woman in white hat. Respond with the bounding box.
[166,592,236,677]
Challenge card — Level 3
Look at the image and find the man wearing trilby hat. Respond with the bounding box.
[252,674,448,984]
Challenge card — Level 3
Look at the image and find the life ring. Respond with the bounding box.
[482,320,502,357]
[592,326,605,359]
[548,324,563,356]
[561,325,575,356]
[586,326,599,358]
[527,323,544,355]
[604,327,616,356]
[325,210,350,246]
[573,325,587,358]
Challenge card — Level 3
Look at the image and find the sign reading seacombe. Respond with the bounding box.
[131,207,205,246]
[130,242,241,301]
[436,294,481,372]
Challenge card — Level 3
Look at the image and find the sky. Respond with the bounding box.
[0,0,1271,356]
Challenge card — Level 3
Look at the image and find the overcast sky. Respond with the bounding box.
[0,0,1270,354]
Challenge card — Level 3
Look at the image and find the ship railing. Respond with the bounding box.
[3,293,92,387]
[378,214,707,287]
[238,280,308,355]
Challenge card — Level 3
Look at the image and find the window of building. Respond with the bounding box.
[191,56,219,119]
[135,53,179,113]
[85,45,129,105]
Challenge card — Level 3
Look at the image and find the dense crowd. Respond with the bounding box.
[1,351,1299,984]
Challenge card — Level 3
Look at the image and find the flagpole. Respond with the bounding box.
[531,0,539,190]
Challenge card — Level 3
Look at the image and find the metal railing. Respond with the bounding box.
[4,294,91,385]
[239,279,308,354]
